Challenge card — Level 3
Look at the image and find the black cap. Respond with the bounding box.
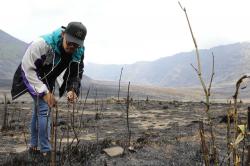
[62,22,87,47]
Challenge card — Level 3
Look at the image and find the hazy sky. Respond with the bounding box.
[1,0,250,64]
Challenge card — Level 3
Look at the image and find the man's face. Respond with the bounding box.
[62,32,79,54]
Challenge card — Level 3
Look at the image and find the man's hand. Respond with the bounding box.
[43,92,57,108]
[67,90,78,103]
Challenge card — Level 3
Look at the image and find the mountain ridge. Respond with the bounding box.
[1,29,250,89]
[85,42,250,87]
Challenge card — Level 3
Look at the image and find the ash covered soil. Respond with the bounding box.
[0,99,248,166]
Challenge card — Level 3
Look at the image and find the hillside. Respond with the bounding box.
[0,29,27,79]
[85,42,250,87]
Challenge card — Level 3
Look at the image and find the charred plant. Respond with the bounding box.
[1,93,9,131]
[126,82,131,148]
[118,67,123,101]
[179,2,217,165]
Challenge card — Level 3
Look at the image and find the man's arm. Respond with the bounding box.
[66,53,84,102]
[21,38,50,97]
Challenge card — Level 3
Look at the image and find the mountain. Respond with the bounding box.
[1,29,250,90]
[0,29,27,79]
[85,42,250,87]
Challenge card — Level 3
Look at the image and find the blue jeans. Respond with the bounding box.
[30,97,51,152]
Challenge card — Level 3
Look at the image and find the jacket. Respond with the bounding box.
[11,28,85,100]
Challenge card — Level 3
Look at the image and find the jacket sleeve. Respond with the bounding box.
[21,38,50,97]
[65,53,84,97]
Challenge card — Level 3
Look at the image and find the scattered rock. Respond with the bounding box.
[15,145,27,153]
[95,113,102,120]
[128,146,136,153]
[162,105,169,109]
[219,115,233,123]
[191,120,200,124]
[137,137,147,144]
[103,146,124,157]
[56,119,67,126]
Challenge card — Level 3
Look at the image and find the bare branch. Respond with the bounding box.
[208,53,215,96]
[179,3,218,165]
[118,67,123,101]
[1,93,8,131]
[179,3,209,103]
[231,75,250,164]
[79,86,90,128]
[190,63,199,74]
[233,75,249,99]
[199,121,209,166]
[178,1,185,11]
[22,117,28,149]
[126,81,131,147]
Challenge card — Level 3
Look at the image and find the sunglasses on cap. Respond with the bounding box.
[66,40,80,48]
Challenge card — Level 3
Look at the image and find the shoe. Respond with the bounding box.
[28,146,40,163]
[28,146,40,154]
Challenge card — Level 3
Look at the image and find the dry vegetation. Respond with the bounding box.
[178,2,250,165]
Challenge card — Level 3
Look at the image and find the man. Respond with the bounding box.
[11,22,87,156]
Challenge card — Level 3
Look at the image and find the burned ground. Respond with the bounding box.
[0,98,248,166]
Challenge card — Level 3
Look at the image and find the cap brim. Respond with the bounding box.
[65,33,84,47]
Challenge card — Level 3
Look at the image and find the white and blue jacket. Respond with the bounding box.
[11,28,85,100]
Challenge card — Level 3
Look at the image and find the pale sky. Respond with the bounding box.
[1,0,250,64]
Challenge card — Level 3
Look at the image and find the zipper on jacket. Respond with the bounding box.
[41,57,61,80]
